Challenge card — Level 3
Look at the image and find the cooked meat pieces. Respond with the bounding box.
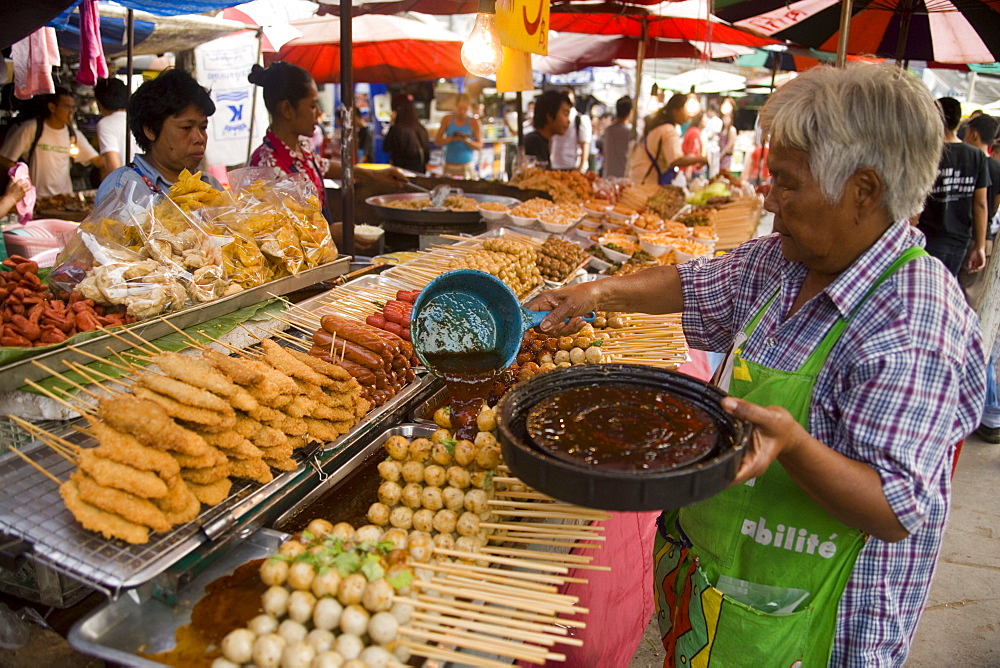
[61,480,150,545]
[84,419,180,479]
[186,478,232,506]
[159,484,201,524]
[134,372,233,414]
[153,352,244,399]
[288,348,352,381]
[202,349,264,386]
[172,446,228,470]
[229,458,273,484]
[72,472,172,533]
[131,386,236,429]
[181,463,230,485]
[261,339,332,387]
[98,396,209,457]
[77,450,168,499]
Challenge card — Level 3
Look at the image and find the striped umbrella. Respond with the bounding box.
[714,0,1000,65]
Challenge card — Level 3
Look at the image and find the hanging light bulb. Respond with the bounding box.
[461,0,504,78]
[720,97,734,115]
[684,86,701,116]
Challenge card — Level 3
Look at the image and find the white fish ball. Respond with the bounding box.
[277,618,308,644]
[334,633,364,660]
[281,640,316,668]
[252,633,286,668]
[306,628,335,653]
[287,561,316,591]
[339,603,370,636]
[262,585,290,618]
[260,558,289,587]
[248,614,279,636]
[367,611,399,645]
[310,650,345,668]
[287,590,317,624]
[312,597,343,631]
[221,628,255,664]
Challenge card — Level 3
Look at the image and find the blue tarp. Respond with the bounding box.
[49,0,249,27]
[54,12,155,55]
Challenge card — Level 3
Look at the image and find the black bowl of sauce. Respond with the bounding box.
[496,364,750,511]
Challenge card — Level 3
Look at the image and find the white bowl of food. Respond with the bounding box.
[508,213,538,228]
[606,205,639,223]
[477,201,510,222]
[583,200,611,216]
[638,234,674,258]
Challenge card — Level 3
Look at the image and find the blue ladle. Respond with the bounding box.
[410,269,594,373]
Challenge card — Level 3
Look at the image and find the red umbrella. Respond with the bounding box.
[314,0,663,16]
[267,14,468,83]
[714,0,1000,64]
[533,32,754,74]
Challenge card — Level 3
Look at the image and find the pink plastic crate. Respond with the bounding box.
[3,218,79,258]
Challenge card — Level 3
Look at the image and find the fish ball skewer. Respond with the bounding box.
[412,508,435,532]
[377,481,402,507]
[367,502,390,526]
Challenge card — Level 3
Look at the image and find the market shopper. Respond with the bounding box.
[0,87,101,198]
[958,113,1000,309]
[600,96,633,178]
[95,69,220,205]
[94,77,137,176]
[383,93,429,174]
[434,93,481,179]
[549,89,592,172]
[916,97,989,277]
[529,64,986,665]
[246,61,406,215]
[522,90,571,167]
[626,94,705,186]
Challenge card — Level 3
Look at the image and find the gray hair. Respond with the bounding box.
[759,63,943,222]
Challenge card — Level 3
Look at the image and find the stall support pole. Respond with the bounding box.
[632,17,647,141]
[516,91,524,147]
[835,0,853,68]
[247,27,263,164]
[125,9,134,164]
[340,0,355,256]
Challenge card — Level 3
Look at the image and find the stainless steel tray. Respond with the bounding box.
[0,375,435,595]
[272,422,438,528]
[0,256,351,393]
[366,193,522,224]
[68,527,287,666]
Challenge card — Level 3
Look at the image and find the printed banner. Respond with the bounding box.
[496,0,549,56]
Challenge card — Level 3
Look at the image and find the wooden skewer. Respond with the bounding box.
[409,579,569,616]
[480,545,595,565]
[488,499,610,518]
[22,378,94,415]
[432,547,569,573]
[429,574,581,608]
[409,593,587,628]
[29,361,105,401]
[489,535,602,550]
[491,508,610,521]
[404,621,563,662]
[117,325,165,354]
[409,611,564,648]
[409,560,558,593]
[267,329,311,351]
[396,626,554,664]
[96,326,158,356]
[66,345,132,372]
[485,519,605,533]
[66,362,130,392]
[6,448,63,486]
[396,640,512,668]
[157,317,207,349]
[8,417,77,462]
[395,594,575,638]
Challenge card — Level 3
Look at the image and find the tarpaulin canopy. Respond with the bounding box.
[534,32,753,74]
[316,0,665,16]
[54,12,156,57]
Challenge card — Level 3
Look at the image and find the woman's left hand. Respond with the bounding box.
[722,396,808,485]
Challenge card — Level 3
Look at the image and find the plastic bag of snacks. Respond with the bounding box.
[50,182,190,321]
[228,166,307,278]
[268,173,338,268]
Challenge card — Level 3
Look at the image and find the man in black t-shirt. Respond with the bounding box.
[917,97,990,276]
[522,90,571,167]
[958,114,999,310]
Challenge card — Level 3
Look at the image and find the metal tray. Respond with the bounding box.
[366,193,522,224]
[0,256,351,393]
[68,527,286,666]
[272,423,438,529]
[0,375,435,595]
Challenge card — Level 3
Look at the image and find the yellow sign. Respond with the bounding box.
[496,0,549,56]
[496,46,534,92]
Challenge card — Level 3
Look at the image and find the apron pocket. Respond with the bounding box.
[672,563,815,667]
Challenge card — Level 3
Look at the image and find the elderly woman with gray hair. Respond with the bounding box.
[529,64,985,665]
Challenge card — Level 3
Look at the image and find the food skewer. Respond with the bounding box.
[21,378,94,414]
[400,594,580,639]
[6,448,63,486]
[397,640,512,668]
[30,361,106,402]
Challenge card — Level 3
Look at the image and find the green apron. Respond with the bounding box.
[654,247,926,667]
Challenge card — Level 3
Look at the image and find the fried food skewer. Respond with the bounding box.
[97,395,210,457]
[6,447,63,486]
[61,479,149,544]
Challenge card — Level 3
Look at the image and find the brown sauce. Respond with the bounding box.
[279,449,384,532]
[526,384,718,471]
[423,350,504,441]
[139,559,266,667]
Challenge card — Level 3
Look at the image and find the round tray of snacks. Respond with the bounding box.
[365,193,522,224]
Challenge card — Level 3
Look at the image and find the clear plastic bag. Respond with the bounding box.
[268,172,338,268]
[228,166,307,278]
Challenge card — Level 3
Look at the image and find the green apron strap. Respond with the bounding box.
[743,291,778,338]
[800,247,928,376]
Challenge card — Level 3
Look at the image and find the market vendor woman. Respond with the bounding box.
[95,68,221,205]
[529,64,986,665]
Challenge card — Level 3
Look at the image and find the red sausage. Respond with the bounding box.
[321,314,400,357]
[312,330,387,371]
[366,314,387,329]
[396,289,420,304]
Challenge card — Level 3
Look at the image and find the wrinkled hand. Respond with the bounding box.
[4,179,28,204]
[722,397,808,485]
[966,246,986,274]
[525,282,600,336]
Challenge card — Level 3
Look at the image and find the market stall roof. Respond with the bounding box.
[268,13,468,84]
[54,6,249,58]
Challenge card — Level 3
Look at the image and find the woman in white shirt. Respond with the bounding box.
[0,87,101,197]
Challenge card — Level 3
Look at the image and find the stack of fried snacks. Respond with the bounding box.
[59,341,369,544]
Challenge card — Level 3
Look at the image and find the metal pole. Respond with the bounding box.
[632,17,647,141]
[835,0,853,68]
[125,9,134,163]
[340,1,355,256]
[516,91,524,147]
[247,27,263,164]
